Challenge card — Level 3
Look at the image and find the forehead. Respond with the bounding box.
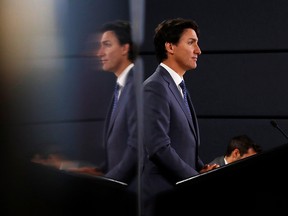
[180,28,198,40]
[245,148,257,156]
[100,30,119,43]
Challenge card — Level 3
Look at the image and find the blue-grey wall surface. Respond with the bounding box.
[1,0,288,168]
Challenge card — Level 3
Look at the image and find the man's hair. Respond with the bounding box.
[225,134,262,156]
[99,20,138,62]
[153,17,200,63]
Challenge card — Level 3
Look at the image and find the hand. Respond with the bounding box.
[199,163,220,174]
[31,154,103,176]
[31,153,65,169]
[66,166,104,176]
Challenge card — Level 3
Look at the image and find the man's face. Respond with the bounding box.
[172,28,201,71]
[239,148,257,159]
[96,31,127,75]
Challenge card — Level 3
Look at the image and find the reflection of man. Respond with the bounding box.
[95,20,139,192]
[209,134,262,166]
[32,21,139,193]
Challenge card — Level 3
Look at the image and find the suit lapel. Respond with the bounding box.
[106,69,133,137]
[104,95,114,141]
[159,66,198,140]
[186,91,200,142]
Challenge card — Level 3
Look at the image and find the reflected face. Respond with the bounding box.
[96,31,127,75]
[239,148,257,159]
[173,28,201,71]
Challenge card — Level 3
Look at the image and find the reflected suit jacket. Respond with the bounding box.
[102,68,138,191]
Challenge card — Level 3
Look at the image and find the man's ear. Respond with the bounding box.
[122,43,130,55]
[165,42,174,54]
[232,148,240,158]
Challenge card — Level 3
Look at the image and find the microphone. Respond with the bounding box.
[270,120,288,140]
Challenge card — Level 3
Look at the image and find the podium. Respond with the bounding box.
[2,162,137,216]
[154,143,288,215]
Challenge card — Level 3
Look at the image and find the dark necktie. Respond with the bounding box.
[112,83,120,115]
[179,80,191,116]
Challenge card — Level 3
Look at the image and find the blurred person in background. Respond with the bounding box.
[209,134,262,166]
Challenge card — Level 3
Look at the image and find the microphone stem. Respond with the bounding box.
[277,126,288,140]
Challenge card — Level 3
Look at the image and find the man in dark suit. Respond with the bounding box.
[96,20,139,193]
[142,18,219,216]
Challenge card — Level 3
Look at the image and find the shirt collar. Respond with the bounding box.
[160,62,183,86]
[117,63,134,87]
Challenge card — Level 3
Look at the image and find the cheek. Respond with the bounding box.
[109,48,122,59]
[184,48,193,58]
[178,49,190,60]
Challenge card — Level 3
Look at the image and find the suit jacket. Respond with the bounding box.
[142,65,204,214]
[209,156,225,166]
[102,68,138,192]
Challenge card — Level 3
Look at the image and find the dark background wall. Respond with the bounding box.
[1,0,288,169]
